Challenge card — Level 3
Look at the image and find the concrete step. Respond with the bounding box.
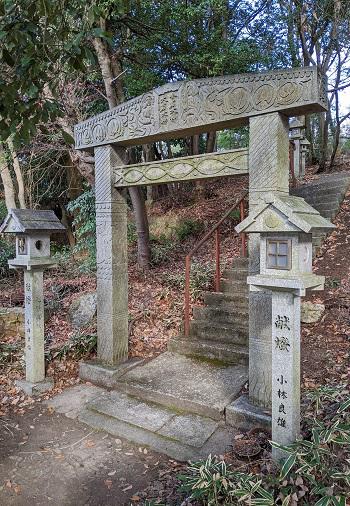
[221,268,248,281]
[79,390,233,461]
[221,279,249,294]
[169,337,248,366]
[113,352,248,421]
[203,291,249,310]
[192,306,248,327]
[190,320,248,345]
[294,186,347,198]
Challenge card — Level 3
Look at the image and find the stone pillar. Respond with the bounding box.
[94,145,128,365]
[248,112,289,408]
[293,139,301,178]
[24,269,45,384]
[271,291,301,461]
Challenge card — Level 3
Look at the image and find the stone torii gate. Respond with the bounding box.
[74,66,327,412]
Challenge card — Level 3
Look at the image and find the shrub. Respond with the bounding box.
[49,332,97,361]
[165,261,213,299]
[174,218,204,242]
[150,238,174,266]
[0,236,15,277]
[66,189,96,272]
[178,385,350,505]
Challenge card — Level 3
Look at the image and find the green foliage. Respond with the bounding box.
[150,238,174,267]
[0,200,7,222]
[66,189,96,272]
[325,277,341,289]
[179,385,350,505]
[0,237,15,277]
[49,332,97,361]
[173,218,204,242]
[127,221,138,244]
[165,261,213,299]
[0,342,21,365]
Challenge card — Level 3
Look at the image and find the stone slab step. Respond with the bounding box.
[168,337,248,366]
[294,185,348,198]
[190,319,248,344]
[113,352,248,421]
[79,390,234,461]
[221,279,249,294]
[221,268,248,281]
[203,291,249,309]
[193,306,248,324]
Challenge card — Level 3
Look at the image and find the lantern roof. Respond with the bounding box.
[236,193,335,234]
[0,209,66,235]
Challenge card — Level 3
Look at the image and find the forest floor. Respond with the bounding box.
[0,162,349,504]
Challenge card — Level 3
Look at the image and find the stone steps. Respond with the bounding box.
[221,268,247,281]
[78,390,233,461]
[220,279,249,294]
[203,291,249,309]
[168,337,248,366]
[113,352,248,421]
[291,172,350,254]
[190,319,248,345]
[193,305,248,324]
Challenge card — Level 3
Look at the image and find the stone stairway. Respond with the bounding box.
[76,257,250,461]
[168,257,249,365]
[75,172,350,461]
[291,172,350,254]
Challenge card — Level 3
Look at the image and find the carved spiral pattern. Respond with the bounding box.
[74,67,327,149]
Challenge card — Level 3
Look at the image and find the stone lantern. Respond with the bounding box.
[289,117,305,178]
[236,193,334,460]
[300,138,311,177]
[0,209,65,395]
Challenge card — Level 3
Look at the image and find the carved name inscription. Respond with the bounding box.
[75,67,327,149]
[113,149,248,187]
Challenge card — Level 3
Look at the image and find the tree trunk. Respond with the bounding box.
[92,23,151,269]
[129,187,150,270]
[0,142,17,210]
[317,108,331,173]
[7,137,26,208]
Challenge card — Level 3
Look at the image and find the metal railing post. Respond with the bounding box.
[184,255,191,337]
[215,228,220,291]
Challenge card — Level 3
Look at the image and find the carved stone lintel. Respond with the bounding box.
[113,148,248,187]
[75,67,327,149]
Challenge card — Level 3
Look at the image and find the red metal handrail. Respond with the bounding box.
[184,191,248,337]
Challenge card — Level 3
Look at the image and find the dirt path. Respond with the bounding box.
[0,403,177,506]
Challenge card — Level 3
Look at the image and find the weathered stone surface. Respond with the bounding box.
[301,301,325,323]
[68,292,97,328]
[75,67,327,149]
[248,112,291,409]
[114,149,248,187]
[114,352,248,420]
[24,269,45,385]
[46,383,104,418]
[0,307,24,338]
[16,377,53,396]
[91,391,175,431]
[77,388,232,461]
[95,145,129,365]
[79,357,144,388]
[157,413,218,448]
[226,395,271,431]
[271,291,301,461]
